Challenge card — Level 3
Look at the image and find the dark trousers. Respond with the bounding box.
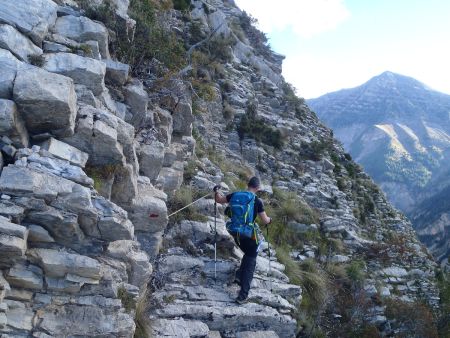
[235,236,258,299]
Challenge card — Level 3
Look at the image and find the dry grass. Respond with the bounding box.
[134,286,152,338]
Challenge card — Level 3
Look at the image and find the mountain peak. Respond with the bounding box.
[367,71,426,90]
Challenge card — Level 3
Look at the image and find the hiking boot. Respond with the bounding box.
[235,295,248,305]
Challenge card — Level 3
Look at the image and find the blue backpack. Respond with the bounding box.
[226,191,257,240]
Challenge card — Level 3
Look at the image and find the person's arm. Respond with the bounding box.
[214,192,228,204]
[213,185,229,204]
[258,211,272,225]
[256,197,271,225]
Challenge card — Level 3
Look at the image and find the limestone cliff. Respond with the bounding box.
[0,0,446,337]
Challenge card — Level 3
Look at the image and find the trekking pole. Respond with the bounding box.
[214,197,218,282]
[166,192,211,218]
[266,225,273,292]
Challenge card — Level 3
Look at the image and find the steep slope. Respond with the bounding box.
[308,71,450,265]
[0,0,446,338]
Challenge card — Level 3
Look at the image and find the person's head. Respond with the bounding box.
[247,176,260,192]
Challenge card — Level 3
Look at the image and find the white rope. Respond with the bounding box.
[167,192,212,218]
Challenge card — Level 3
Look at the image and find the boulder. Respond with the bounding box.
[5,299,34,331]
[381,266,408,278]
[44,53,106,95]
[53,15,110,58]
[139,141,165,181]
[154,107,173,146]
[0,216,27,268]
[43,40,72,53]
[23,150,93,186]
[0,215,27,239]
[35,304,135,337]
[0,99,29,148]
[13,67,77,137]
[46,277,82,294]
[322,158,335,171]
[167,219,232,251]
[74,84,99,107]
[0,199,25,224]
[0,271,11,302]
[156,164,184,195]
[6,262,43,289]
[0,0,57,45]
[111,163,138,205]
[98,215,134,242]
[0,49,22,99]
[62,105,125,166]
[0,24,43,62]
[26,206,85,246]
[104,59,129,86]
[126,181,168,233]
[28,224,55,243]
[40,137,88,167]
[107,240,152,287]
[92,195,134,241]
[0,165,75,200]
[150,318,210,338]
[124,80,148,126]
[28,248,101,279]
[172,101,194,136]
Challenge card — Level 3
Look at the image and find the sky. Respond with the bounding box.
[234,0,450,99]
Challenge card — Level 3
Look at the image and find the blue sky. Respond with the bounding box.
[234,0,450,98]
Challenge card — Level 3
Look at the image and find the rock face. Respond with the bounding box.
[0,50,21,99]
[44,53,106,95]
[0,99,29,148]
[0,0,444,337]
[0,24,43,62]
[0,0,57,45]
[13,67,77,137]
[53,15,110,59]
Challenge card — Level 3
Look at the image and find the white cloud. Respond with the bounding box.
[234,0,350,38]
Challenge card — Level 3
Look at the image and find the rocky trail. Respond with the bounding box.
[0,0,446,337]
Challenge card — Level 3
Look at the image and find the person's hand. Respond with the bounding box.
[213,185,221,193]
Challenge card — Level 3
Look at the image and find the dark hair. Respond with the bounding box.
[247,176,260,189]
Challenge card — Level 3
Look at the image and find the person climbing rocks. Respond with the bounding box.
[214,176,272,304]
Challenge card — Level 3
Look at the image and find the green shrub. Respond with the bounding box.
[183,160,198,182]
[221,80,233,92]
[83,0,186,72]
[173,0,191,11]
[192,79,216,101]
[237,109,283,149]
[384,299,438,338]
[85,164,118,192]
[117,286,136,312]
[282,81,305,112]
[345,162,358,178]
[28,54,45,67]
[168,185,208,224]
[134,287,151,338]
[276,248,328,305]
[299,139,333,161]
[436,271,450,337]
[238,11,272,58]
[222,102,235,121]
[345,260,366,284]
[207,34,235,62]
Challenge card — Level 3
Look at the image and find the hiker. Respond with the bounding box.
[214,176,272,304]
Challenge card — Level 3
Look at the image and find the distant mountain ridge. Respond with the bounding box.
[307,71,450,265]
